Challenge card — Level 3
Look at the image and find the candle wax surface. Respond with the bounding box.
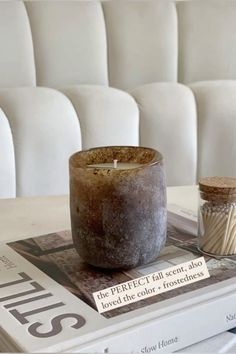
[87,162,143,169]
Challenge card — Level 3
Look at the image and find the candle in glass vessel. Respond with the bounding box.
[69,146,167,269]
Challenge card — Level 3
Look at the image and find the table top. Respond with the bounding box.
[0,185,198,243]
[1,185,236,353]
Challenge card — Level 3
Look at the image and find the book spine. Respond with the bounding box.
[68,291,236,353]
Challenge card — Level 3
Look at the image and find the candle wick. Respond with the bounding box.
[113,159,118,169]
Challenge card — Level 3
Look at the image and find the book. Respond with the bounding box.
[1,224,236,353]
[179,330,236,353]
[167,204,198,236]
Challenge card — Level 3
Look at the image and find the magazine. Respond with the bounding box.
[1,225,236,352]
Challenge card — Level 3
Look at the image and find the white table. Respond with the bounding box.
[1,185,236,353]
[0,194,70,242]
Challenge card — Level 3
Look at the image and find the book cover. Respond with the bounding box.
[1,225,236,353]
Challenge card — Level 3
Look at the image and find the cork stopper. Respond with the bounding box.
[199,176,236,202]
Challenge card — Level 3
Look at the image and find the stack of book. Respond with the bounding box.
[180,330,236,353]
[167,203,198,236]
[1,208,236,353]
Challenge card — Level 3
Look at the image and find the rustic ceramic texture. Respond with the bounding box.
[69,146,167,269]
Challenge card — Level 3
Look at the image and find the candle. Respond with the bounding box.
[87,160,143,169]
[69,146,167,269]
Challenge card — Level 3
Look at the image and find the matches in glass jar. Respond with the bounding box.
[198,177,236,256]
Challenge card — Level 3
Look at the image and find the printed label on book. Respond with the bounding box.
[93,257,210,313]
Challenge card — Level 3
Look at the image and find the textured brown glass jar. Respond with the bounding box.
[69,146,167,269]
[198,176,236,256]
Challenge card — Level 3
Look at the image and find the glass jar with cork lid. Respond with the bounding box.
[198,176,236,256]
